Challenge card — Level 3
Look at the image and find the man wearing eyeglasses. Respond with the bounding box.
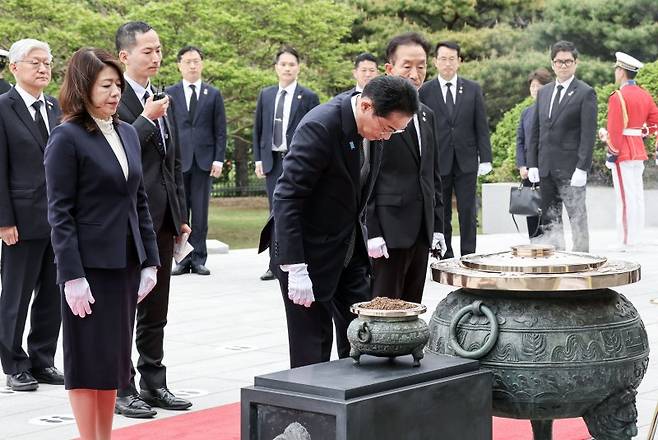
[527,40,597,252]
[366,33,445,304]
[259,76,419,368]
[0,38,64,391]
[419,40,492,259]
[168,46,227,276]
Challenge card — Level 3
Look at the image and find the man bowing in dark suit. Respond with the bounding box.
[168,46,226,276]
[114,21,192,418]
[260,76,419,368]
[0,38,63,391]
[367,33,445,304]
[253,46,319,281]
[527,40,597,252]
[419,41,492,258]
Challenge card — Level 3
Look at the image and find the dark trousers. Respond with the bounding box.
[539,173,589,252]
[265,151,286,209]
[0,238,60,375]
[182,162,212,267]
[119,218,176,396]
[371,236,430,304]
[521,178,541,239]
[441,169,478,258]
[276,249,371,368]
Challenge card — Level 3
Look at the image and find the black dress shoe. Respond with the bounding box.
[191,264,210,275]
[6,372,38,391]
[31,367,64,385]
[115,394,157,418]
[260,268,275,281]
[171,263,191,276]
[140,387,192,410]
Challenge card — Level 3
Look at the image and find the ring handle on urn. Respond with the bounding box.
[448,300,499,359]
[357,321,372,343]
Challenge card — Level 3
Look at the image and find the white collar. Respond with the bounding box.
[556,75,575,90]
[438,74,458,87]
[14,84,45,108]
[182,79,202,90]
[124,74,151,100]
[278,81,297,95]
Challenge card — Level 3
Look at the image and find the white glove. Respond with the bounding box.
[281,263,314,307]
[137,266,158,303]
[605,160,615,170]
[64,277,95,318]
[527,167,540,183]
[367,236,389,259]
[570,168,587,187]
[477,162,492,176]
[431,232,447,257]
[598,127,608,142]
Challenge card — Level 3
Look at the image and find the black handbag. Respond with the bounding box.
[509,183,542,235]
[509,183,541,216]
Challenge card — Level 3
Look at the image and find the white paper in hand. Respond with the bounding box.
[173,232,194,263]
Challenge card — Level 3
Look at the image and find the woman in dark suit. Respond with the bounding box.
[44,48,160,439]
[515,68,552,239]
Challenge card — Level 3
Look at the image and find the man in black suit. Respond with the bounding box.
[0,38,63,391]
[167,46,226,276]
[367,33,445,303]
[114,21,192,418]
[259,76,419,368]
[253,46,319,281]
[527,40,597,252]
[349,52,379,94]
[419,41,492,258]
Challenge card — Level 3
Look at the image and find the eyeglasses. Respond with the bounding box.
[181,59,202,66]
[16,59,53,69]
[377,116,406,136]
[437,56,458,64]
[552,59,575,67]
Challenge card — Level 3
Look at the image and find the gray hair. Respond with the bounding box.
[8,39,52,64]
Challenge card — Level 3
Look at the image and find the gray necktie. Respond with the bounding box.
[273,89,287,148]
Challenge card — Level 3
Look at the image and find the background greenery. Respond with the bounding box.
[2,0,658,245]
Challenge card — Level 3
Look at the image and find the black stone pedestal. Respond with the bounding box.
[241,352,492,440]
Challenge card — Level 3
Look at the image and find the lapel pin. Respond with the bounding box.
[203,88,208,95]
[458,86,463,94]
[297,94,302,100]
[349,141,356,150]
[422,117,427,122]
[568,90,575,96]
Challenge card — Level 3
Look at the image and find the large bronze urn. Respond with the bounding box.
[427,244,649,440]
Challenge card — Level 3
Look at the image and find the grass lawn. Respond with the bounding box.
[207,196,480,250]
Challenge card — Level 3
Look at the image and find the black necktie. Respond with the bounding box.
[32,101,49,143]
[188,84,197,121]
[273,89,287,148]
[143,90,166,156]
[550,84,564,119]
[359,139,370,189]
[445,82,455,117]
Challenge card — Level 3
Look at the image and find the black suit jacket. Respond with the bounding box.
[252,83,320,174]
[527,79,597,179]
[45,121,160,284]
[419,77,492,175]
[166,81,227,172]
[117,85,186,232]
[0,88,61,239]
[259,94,383,301]
[367,103,443,248]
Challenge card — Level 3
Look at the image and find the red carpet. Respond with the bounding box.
[111,402,591,439]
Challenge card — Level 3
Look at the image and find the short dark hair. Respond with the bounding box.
[434,41,461,58]
[177,45,203,62]
[550,40,579,60]
[354,52,378,68]
[625,69,638,79]
[115,21,153,53]
[275,46,299,64]
[361,75,419,118]
[527,68,552,86]
[59,48,125,132]
[385,32,431,63]
[0,53,7,71]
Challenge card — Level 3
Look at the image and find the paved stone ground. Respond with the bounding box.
[0,229,656,439]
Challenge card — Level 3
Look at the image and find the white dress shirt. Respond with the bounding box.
[14,84,50,133]
[93,116,128,180]
[272,81,297,151]
[182,78,202,110]
[124,74,166,151]
[437,74,458,106]
[549,75,575,118]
